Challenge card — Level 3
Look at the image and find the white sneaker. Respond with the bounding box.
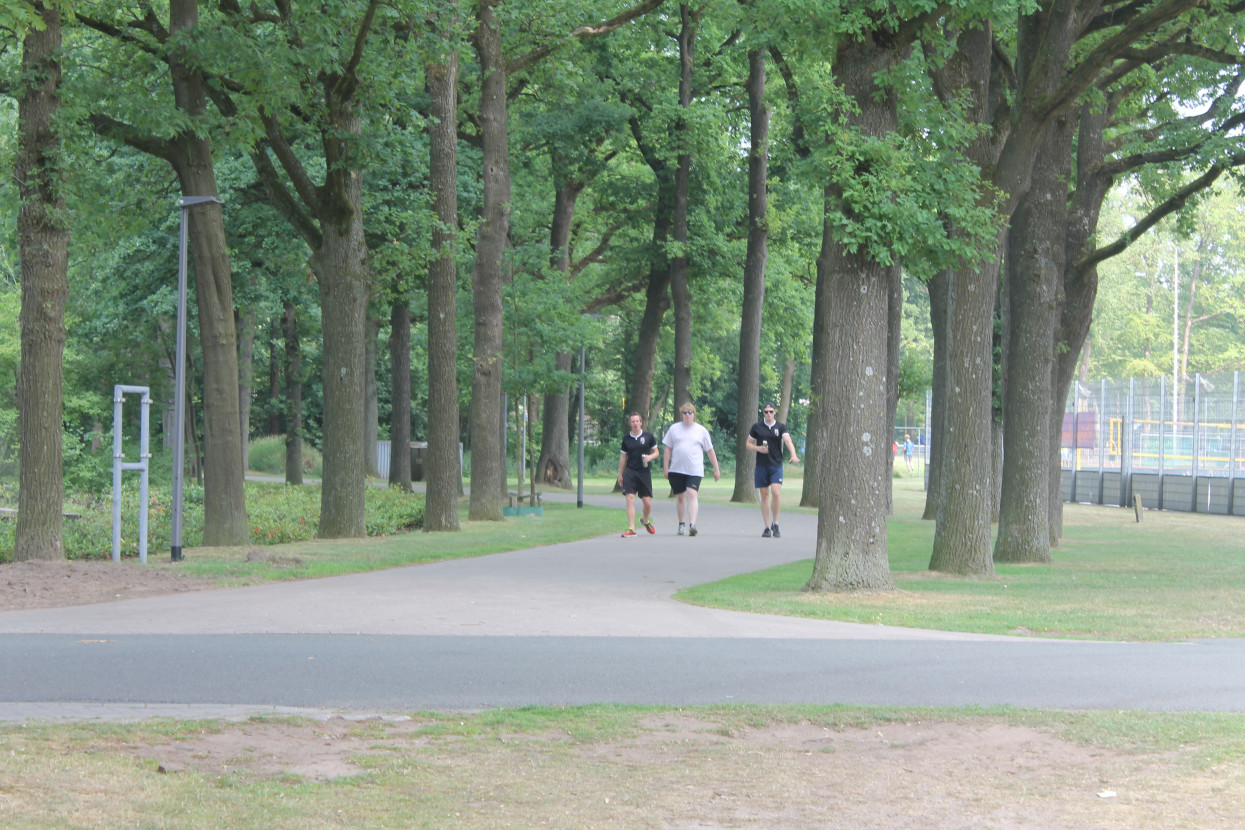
[677,523,686,536]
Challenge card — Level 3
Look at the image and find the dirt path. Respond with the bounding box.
[0,559,215,611]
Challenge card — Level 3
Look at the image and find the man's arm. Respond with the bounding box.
[707,448,721,481]
[783,433,800,464]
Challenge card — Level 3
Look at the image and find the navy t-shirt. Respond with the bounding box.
[621,431,658,472]
[749,420,789,468]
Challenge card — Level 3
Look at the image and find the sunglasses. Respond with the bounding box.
[681,410,695,415]
[763,409,775,413]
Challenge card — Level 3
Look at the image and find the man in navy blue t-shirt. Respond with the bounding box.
[746,403,799,538]
[618,412,660,537]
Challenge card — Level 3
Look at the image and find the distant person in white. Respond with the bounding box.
[662,402,720,537]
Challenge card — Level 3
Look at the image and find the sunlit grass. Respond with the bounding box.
[145,500,614,586]
[3,705,1243,828]
[677,476,1245,641]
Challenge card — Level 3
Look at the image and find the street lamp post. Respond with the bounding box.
[170,196,222,562]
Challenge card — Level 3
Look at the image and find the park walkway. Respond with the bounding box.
[2,493,1243,719]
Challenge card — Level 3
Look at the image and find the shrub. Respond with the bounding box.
[0,480,424,562]
[247,435,323,478]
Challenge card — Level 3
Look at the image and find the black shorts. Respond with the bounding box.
[622,468,653,499]
[667,472,702,495]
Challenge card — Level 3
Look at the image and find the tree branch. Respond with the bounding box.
[250,146,322,250]
[87,113,175,163]
[506,0,667,75]
[334,0,381,101]
[1078,161,1236,272]
[1031,0,1202,124]
[257,110,323,216]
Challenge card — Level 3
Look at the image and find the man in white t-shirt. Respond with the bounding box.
[661,402,720,537]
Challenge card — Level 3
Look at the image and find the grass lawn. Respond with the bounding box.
[3,704,1244,828]
[5,471,1245,826]
[677,474,1245,642]
[145,499,617,585]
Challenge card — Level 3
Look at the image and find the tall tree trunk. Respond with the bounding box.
[467,0,510,521]
[800,202,831,509]
[267,323,281,435]
[424,18,461,531]
[885,263,902,514]
[668,4,698,409]
[926,18,1018,575]
[732,47,768,505]
[928,235,1002,576]
[630,187,672,422]
[778,359,795,423]
[1049,99,1117,544]
[806,32,898,593]
[308,68,372,536]
[236,2,379,537]
[364,313,380,477]
[388,296,412,490]
[312,203,369,536]
[922,269,948,520]
[995,114,1072,563]
[15,4,69,562]
[236,306,257,471]
[283,300,303,485]
[184,353,203,484]
[168,0,248,546]
[537,351,573,488]
[626,103,674,423]
[991,270,1006,526]
[536,171,579,489]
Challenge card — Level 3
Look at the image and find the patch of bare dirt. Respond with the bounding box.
[112,715,1244,828]
[245,550,304,568]
[0,559,215,611]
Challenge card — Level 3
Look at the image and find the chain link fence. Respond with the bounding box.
[1062,371,1244,516]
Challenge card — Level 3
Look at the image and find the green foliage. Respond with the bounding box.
[363,485,425,536]
[1090,184,1245,380]
[0,480,423,562]
[240,484,322,545]
[246,434,323,478]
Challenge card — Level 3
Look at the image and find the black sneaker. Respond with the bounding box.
[761,527,771,538]
[688,524,698,537]
[771,523,780,538]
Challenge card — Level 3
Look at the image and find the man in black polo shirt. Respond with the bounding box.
[618,412,660,537]
[746,402,799,537]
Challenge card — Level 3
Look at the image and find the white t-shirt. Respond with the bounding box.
[663,421,713,477]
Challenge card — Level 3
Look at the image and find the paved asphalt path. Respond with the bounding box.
[2,493,1243,721]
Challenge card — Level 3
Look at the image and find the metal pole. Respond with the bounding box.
[1193,373,1203,512]
[138,390,150,564]
[171,196,221,562]
[1098,378,1106,504]
[1071,383,1080,501]
[1232,371,1240,516]
[1123,377,1134,508]
[577,344,585,508]
[112,386,124,563]
[1158,374,1166,510]
[112,385,152,563]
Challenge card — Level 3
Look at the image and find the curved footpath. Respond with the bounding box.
[2,493,1243,721]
